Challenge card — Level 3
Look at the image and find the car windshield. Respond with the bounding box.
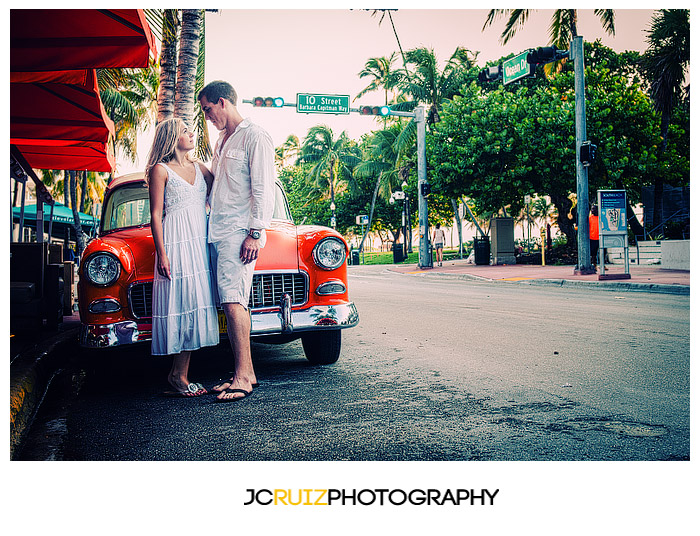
[101,181,292,233]
[101,182,151,233]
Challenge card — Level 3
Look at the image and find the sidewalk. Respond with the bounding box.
[10,312,81,459]
[386,258,690,295]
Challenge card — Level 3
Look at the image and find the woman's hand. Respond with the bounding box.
[157,253,171,279]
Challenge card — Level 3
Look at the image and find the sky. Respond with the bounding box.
[118,7,657,175]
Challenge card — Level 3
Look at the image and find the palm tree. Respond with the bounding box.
[483,9,615,75]
[275,134,300,168]
[483,9,615,49]
[156,9,179,123]
[99,65,159,173]
[639,9,690,231]
[174,9,203,128]
[388,46,477,125]
[298,125,361,227]
[353,125,406,251]
[367,9,408,75]
[153,8,211,159]
[355,54,397,105]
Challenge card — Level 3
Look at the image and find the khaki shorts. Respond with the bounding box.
[209,230,266,308]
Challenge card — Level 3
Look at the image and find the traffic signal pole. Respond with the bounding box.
[387,106,429,268]
[571,36,594,275]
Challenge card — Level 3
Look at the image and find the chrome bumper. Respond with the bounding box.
[79,302,359,349]
[251,301,359,336]
[80,321,148,348]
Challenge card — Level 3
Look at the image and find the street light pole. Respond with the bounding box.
[572,36,594,275]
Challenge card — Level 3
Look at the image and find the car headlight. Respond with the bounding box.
[312,237,347,271]
[84,253,121,286]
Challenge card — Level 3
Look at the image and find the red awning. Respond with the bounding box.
[10,9,157,71]
[10,69,116,171]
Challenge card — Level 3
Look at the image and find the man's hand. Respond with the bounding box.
[240,235,260,264]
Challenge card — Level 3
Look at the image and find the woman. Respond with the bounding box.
[145,118,219,397]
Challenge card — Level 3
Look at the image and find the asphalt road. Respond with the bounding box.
[23,265,689,461]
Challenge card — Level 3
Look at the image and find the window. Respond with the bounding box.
[102,183,151,232]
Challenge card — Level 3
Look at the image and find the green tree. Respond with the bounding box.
[429,42,664,247]
[298,125,362,227]
[639,9,690,231]
[483,9,615,76]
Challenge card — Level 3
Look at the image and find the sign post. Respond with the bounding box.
[597,189,630,280]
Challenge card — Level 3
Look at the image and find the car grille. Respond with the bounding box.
[250,272,307,309]
[128,272,308,319]
[129,282,152,319]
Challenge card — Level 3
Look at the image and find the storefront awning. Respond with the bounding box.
[10,69,116,172]
[10,9,157,71]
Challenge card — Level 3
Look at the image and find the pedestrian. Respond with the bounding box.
[589,204,600,268]
[145,117,219,397]
[198,80,275,402]
[432,224,445,266]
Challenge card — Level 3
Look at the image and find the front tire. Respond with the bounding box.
[301,330,341,365]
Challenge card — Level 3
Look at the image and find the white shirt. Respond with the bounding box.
[207,118,275,243]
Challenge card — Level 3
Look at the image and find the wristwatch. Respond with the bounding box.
[248,229,261,240]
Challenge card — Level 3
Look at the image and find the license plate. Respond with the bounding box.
[218,311,227,334]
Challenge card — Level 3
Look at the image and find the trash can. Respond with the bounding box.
[473,236,490,265]
[392,243,405,263]
[350,250,360,265]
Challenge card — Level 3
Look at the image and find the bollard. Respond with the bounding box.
[541,228,546,266]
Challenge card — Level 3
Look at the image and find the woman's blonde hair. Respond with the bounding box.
[144,118,195,183]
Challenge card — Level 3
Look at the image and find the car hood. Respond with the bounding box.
[94,226,155,280]
[258,220,298,271]
[94,220,299,278]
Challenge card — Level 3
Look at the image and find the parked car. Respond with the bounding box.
[77,173,358,364]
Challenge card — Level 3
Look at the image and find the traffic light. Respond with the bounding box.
[359,105,390,116]
[579,141,597,167]
[420,182,431,197]
[526,47,569,65]
[478,66,502,83]
[253,96,284,107]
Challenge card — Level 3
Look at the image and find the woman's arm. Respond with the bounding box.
[148,165,171,279]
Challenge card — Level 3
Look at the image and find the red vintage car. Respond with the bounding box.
[77,173,359,364]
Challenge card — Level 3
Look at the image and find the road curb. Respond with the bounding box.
[9,327,79,459]
[516,278,690,295]
[391,268,689,295]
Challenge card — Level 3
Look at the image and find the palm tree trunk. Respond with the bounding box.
[157,9,179,123]
[359,176,382,253]
[79,170,88,213]
[69,171,86,255]
[174,9,202,127]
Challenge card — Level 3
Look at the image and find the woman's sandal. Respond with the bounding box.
[163,382,208,397]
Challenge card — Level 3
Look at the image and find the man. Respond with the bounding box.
[198,81,275,401]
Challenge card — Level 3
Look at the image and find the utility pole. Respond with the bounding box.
[415,106,430,268]
[572,36,594,274]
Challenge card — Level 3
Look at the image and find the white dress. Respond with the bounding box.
[151,162,219,355]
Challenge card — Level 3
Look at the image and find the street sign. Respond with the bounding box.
[502,51,536,85]
[297,93,350,115]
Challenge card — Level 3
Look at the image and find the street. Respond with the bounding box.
[22,265,689,461]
